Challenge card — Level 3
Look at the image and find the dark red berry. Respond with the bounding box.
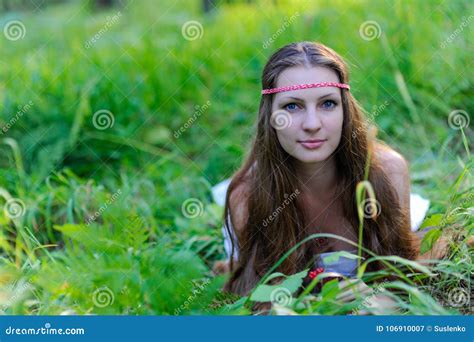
[308,267,325,279]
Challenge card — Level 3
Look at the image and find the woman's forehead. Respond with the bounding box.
[275,66,339,87]
[273,66,341,101]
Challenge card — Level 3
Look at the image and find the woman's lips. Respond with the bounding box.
[298,139,327,149]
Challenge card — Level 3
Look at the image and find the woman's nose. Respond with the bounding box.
[301,108,322,131]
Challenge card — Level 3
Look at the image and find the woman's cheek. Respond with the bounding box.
[277,128,297,153]
[327,113,343,140]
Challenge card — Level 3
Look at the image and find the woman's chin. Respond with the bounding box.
[292,151,331,164]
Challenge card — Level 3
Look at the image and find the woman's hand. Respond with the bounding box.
[416,234,450,261]
[212,260,230,274]
[336,279,398,315]
[414,225,450,261]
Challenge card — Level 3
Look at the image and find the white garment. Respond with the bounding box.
[211,178,430,262]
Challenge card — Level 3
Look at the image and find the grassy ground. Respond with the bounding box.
[0,0,472,315]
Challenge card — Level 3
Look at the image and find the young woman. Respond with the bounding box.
[219,41,439,297]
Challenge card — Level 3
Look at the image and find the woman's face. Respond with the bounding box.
[271,66,344,164]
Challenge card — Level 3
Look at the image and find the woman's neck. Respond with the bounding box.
[293,155,339,200]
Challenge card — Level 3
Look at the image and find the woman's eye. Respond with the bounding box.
[283,103,300,112]
[321,100,337,110]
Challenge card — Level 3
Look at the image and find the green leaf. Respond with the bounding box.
[142,126,172,145]
[250,270,307,303]
[356,262,369,279]
[366,255,434,276]
[420,214,443,230]
[321,250,361,264]
[321,279,340,299]
[250,284,280,302]
[420,228,442,255]
[262,272,287,284]
[279,270,307,291]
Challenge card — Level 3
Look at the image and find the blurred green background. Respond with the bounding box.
[0,0,472,315]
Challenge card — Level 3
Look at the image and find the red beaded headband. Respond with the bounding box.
[261,82,350,95]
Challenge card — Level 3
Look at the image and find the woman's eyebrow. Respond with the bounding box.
[278,92,339,102]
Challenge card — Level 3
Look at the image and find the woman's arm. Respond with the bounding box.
[213,181,250,275]
[375,144,450,260]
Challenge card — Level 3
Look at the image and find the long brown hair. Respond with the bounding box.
[223,41,419,296]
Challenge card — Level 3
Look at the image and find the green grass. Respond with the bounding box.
[0,0,472,315]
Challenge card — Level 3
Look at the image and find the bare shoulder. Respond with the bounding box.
[374,144,409,178]
[374,143,409,176]
[374,142,410,208]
